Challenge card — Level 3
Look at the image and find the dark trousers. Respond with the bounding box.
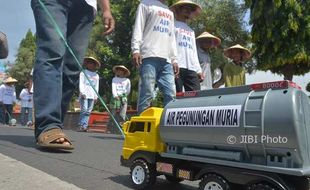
[1,104,13,125]
[31,0,94,139]
[175,68,201,92]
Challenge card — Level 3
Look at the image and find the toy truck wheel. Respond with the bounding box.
[164,175,184,183]
[130,159,156,189]
[199,173,230,190]
[247,183,279,190]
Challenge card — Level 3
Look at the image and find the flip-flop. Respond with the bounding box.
[37,128,74,150]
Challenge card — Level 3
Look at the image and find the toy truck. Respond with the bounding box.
[120,80,310,190]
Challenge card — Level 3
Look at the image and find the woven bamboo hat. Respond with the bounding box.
[83,57,101,69]
[196,32,221,49]
[113,65,130,77]
[224,44,251,62]
[4,77,18,84]
[170,0,202,18]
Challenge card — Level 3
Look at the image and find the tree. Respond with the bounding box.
[246,0,310,81]
[9,29,36,94]
[0,31,9,59]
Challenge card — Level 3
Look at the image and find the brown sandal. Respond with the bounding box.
[37,128,74,150]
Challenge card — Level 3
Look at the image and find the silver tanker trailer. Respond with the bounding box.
[121,80,310,190]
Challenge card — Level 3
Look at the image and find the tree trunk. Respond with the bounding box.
[282,65,294,81]
[283,74,293,81]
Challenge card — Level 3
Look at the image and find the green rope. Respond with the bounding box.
[38,0,124,138]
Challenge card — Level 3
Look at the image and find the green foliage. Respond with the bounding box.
[8,29,35,94]
[151,90,164,108]
[246,0,310,80]
[88,0,140,111]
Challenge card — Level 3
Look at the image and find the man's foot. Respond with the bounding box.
[37,128,74,150]
[54,137,71,146]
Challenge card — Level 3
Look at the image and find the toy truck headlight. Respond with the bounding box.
[177,169,192,180]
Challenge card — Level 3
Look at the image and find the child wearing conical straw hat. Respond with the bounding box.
[0,77,18,125]
[78,57,100,132]
[214,44,251,87]
[111,65,131,123]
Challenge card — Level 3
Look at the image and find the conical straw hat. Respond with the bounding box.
[4,77,18,83]
[224,44,251,61]
[170,0,202,18]
[113,65,130,77]
[196,32,221,48]
[83,56,101,69]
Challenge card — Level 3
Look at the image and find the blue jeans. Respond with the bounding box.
[138,57,176,114]
[20,107,33,125]
[31,0,94,139]
[79,98,94,129]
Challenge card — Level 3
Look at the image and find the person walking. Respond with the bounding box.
[78,57,100,132]
[132,0,179,114]
[19,82,33,127]
[31,0,114,150]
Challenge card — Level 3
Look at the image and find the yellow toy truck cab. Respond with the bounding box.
[121,107,166,166]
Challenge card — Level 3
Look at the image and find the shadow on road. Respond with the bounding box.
[90,135,124,141]
[0,134,36,148]
[109,174,197,190]
[0,135,72,153]
[36,147,73,153]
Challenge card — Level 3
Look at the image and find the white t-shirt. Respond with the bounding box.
[112,77,131,98]
[79,70,99,99]
[131,0,177,63]
[197,46,213,89]
[0,84,17,105]
[19,88,33,108]
[84,0,97,11]
[175,21,201,73]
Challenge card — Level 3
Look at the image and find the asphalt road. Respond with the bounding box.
[0,125,199,190]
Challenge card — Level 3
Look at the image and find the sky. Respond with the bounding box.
[0,0,35,62]
[0,0,309,94]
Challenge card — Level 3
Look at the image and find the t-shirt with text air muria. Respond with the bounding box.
[131,0,177,63]
[174,20,201,73]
